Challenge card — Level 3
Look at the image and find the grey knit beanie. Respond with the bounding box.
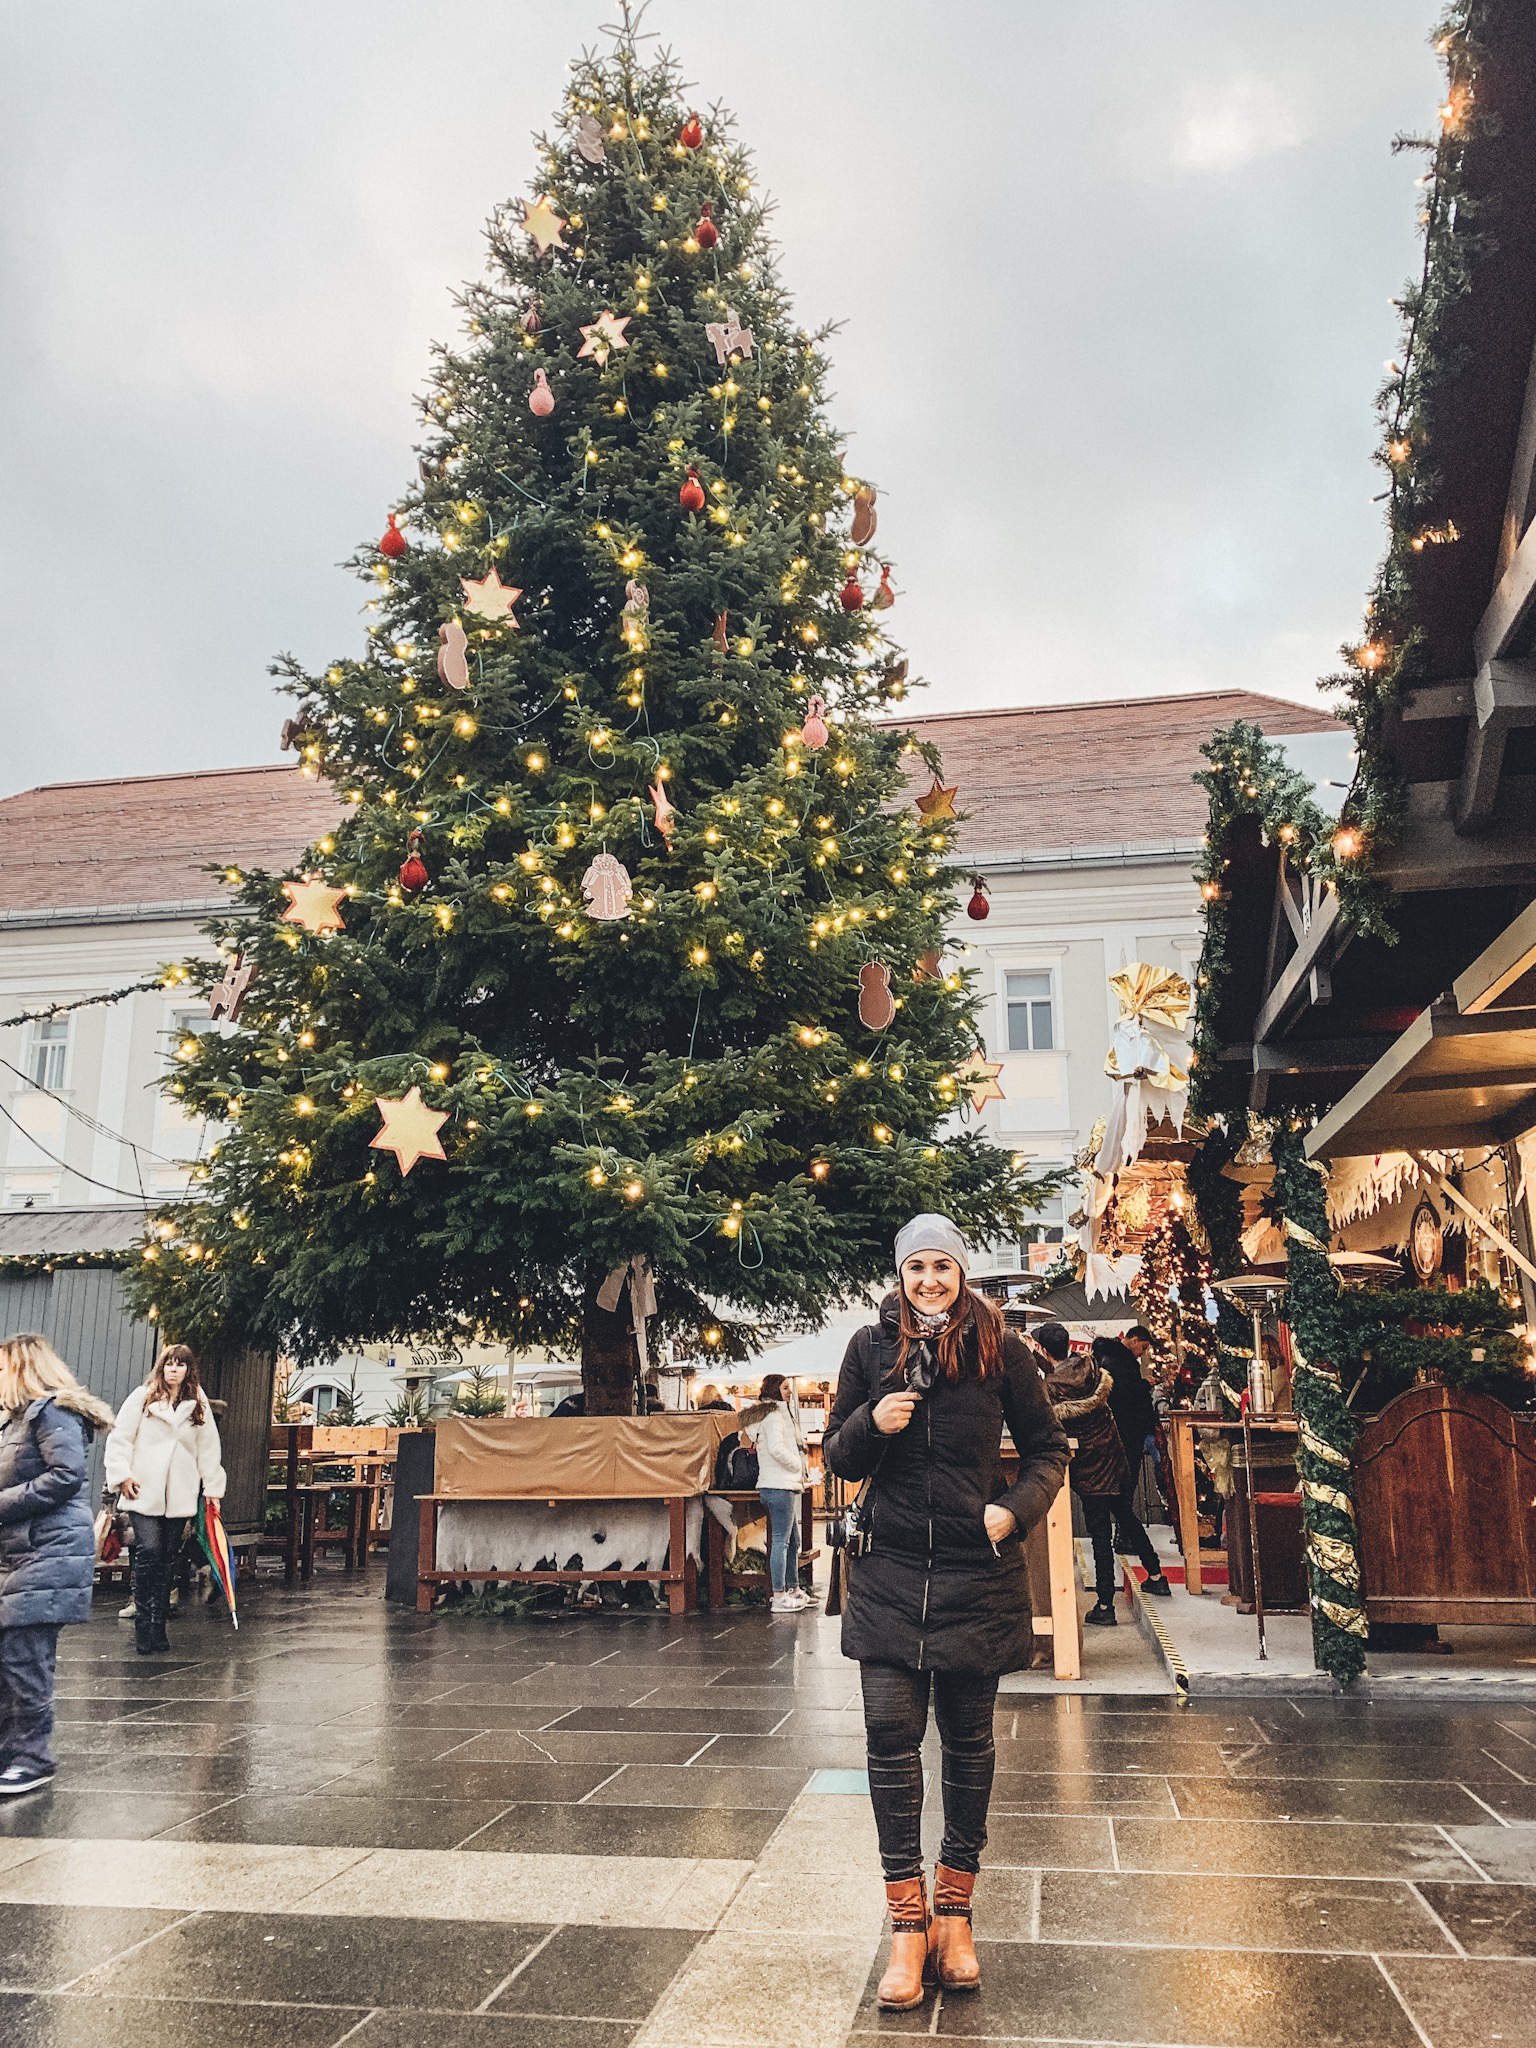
[893,1213,970,1274]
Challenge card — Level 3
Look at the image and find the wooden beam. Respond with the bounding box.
[1400,680,1475,721]
[1253,889,1344,1046]
[1420,1161,1536,1288]
[1396,1065,1536,1094]
[1454,899,1536,1013]
[1251,1038,1394,1073]
[1496,328,1536,585]
[1382,804,1536,892]
[1457,659,1536,832]
[1303,1005,1437,1158]
[1474,515,1536,668]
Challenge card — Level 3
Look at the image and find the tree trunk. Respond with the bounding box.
[581,1283,637,1415]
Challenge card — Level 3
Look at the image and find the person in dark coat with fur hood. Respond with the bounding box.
[1033,1323,1169,1627]
[0,1334,116,1795]
[824,1216,1069,2012]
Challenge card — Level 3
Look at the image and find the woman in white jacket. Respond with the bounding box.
[744,1373,810,1613]
[104,1346,225,1656]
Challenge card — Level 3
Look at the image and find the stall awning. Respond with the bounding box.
[1307,901,1536,1158]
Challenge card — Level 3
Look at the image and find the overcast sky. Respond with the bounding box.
[0,1,1441,796]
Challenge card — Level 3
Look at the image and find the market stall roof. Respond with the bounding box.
[1027,1280,1136,1328]
[0,1205,149,1256]
[1308,900,1536,1158]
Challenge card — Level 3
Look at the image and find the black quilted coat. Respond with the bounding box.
[824,1294,1070,1674]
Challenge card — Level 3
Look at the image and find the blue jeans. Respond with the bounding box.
[760,1488,800,1593]
[0,1623,61,1774]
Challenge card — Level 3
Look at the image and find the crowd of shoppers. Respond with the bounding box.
[1031,1320,1170,1623]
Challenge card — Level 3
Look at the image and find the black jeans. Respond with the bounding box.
[860,1662,999,1882]
[1080,1491,1161,1603]
[130,1513,187,1619]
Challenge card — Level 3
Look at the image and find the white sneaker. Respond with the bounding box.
[769,1592,798,1612]
[785,1587,812,1609]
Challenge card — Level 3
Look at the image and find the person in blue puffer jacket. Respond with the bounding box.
[0,1334,115,1795]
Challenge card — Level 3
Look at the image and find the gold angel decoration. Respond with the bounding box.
[1095,962,1193,1173]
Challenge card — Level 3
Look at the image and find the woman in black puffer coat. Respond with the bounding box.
[824,1216,1068,2012]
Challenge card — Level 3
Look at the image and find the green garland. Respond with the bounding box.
[1273,1125,1367,1685]
[1324,1,1497,801]
[1338,1280,1527,1408]
[1189,723,1393,1111]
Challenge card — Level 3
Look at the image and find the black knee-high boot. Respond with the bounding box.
[132,1548,156,1655]
[149,1561,173,1653]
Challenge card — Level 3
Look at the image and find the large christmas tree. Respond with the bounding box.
[132,21,1051,1407]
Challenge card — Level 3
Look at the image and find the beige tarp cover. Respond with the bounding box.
[434,1413,733,1499]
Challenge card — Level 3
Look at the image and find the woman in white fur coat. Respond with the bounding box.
[104,1346,225,1656]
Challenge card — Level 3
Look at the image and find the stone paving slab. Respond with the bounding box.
[0,1577,1530,2048]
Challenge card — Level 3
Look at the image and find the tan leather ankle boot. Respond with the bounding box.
[929,1863,980,1991]
[876,1875,930,2011]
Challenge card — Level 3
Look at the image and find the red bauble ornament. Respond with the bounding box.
[694,203,719,251]
[378,513,408,559]
[680,114,703,150]
[966,883,990,921]
[398,833,429,895]
[529,368,555,417]
[679,465,706,512]
[839,574,865,612]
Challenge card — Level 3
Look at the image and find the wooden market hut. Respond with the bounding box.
[1190,5,1536,1675]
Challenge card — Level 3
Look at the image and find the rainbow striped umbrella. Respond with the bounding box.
[197,1496,238,1630]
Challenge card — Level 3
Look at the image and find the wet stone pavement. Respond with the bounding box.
[0,1579,1531,2046]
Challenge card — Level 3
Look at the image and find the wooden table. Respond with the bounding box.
[415,1493,700,1615]
[293,1481,382,1580]
[270,1426,398,1585]
[704,1490,819,1606]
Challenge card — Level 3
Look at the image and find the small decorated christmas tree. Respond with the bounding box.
[132,21,1051,1406]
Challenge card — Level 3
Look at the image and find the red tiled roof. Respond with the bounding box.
[0,689,1342,917]
[0,764,341,916]
[891,689,1344,861]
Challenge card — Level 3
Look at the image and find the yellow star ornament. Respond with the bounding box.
[522,196,567,254]
[369,1086,449,1177]
[280,876,347,935]
[459,568,522,624]
[915,777,958,823]
[956,1050,1006,1113]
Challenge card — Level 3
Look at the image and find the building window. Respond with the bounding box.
[1005,971,1055,1052]
[25,1017,68,1092]
[163,1007,212,1064]
[1021,1190,1067,1273]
